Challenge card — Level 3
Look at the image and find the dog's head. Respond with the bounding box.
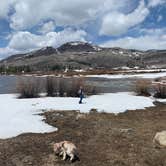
[53,143,62,154]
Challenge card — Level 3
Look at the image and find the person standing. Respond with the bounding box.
[78,86,84,104]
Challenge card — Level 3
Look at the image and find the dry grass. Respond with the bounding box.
[154,83,166,98]
[17,77,41,98]
[17,76,99,98]
[46,76,59,97]
[135,79,151,96]
[46,76,98,97]
[66,77,84,97]
[2,104,166,166]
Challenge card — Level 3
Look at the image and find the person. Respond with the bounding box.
[78,86,84,104]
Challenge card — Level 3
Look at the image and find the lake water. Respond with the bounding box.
[0,75,137,94]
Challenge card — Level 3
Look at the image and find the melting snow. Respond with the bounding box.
[0,92,160,139]
[86,72,166,79]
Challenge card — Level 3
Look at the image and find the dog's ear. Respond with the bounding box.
[61,141,65,148]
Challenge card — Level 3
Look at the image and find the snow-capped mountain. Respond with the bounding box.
[0,41,166,72]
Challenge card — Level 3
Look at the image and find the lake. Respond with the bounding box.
[0,75,138,94]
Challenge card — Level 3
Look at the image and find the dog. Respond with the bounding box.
[53,141,77,161]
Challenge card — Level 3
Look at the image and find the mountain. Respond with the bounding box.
[2,46,58,62]
[57,41,102,53]
[0,41,166,73]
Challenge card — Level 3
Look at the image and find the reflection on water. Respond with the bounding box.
[0,75,138,94]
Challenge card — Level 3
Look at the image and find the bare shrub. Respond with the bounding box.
[57,77,98,97]
[46,76,56,96]
[45,77,67,97]
[135,79,151,96]
[17,76,99,98]
[154,83,166,98]
[17,77,41,98]
[84,85,98,96]
[67,77,85,97]
[58,77,68,97]
[67,77,99,97]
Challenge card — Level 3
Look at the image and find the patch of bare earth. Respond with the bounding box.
[1,103,166,166]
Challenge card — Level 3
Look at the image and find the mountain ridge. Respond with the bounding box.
[0,41,166,72]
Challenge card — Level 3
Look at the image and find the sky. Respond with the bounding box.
[0,0,166,59]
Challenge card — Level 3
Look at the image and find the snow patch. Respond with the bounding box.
[93,46,102,51]
[86,72,166,79]
[69,41,85,46]
[0,92,158,139]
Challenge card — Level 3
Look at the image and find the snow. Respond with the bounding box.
[93,46,102,51]
[70,42,80,46]
[0,92,157,139]
[0,94,56,139]
[74,69,85,72]
[86,72,166,79]
[69,41,85,46]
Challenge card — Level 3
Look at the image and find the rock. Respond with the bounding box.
[153,131,166,148]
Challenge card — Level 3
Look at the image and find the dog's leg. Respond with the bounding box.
[70,153,74,162]
[62,151,67,160]
[59,150,63,157]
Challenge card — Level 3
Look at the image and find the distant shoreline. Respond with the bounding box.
[1,68,166,77]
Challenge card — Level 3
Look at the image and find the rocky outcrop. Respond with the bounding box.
[153,131,166,148]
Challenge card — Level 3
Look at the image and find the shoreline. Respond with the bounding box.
[1,68,166,77]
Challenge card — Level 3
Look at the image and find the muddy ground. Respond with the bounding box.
[1,103,166,166]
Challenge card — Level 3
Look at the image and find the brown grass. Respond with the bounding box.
[46,76,59,97]
[1,104,166,166]
[135,79,151,96]
[17,77,41,98]
[154,83,166,98]
[17,76,98,98]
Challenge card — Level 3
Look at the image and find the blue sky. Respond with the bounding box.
[0,0,166,59]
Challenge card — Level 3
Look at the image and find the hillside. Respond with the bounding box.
[0,42,166,73]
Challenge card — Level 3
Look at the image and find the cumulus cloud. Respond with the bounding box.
[38,21,55,34]
[148,0,166,7]
[100,0,149,36]
[0,0,13,18]
[0,47,19,60]
[7,0,132,30]
[0,28,86,58]
[9,0,101,30]
[0,0,164,59]
[101,28,166,50]
[157,15,163,22]
[6,28,87,53]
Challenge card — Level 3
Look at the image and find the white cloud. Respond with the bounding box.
[0,0,13,18]
[0,0,165,59]
[100,0,149,36]
[6,0,132,30]
[148,0,166,7]
[101,28,166,50]
[9,0,100,30]
[9,28,86,50]
[0,47,19,60]
[157,15,163,22]
[38,21,55,34]
[3,28,86,55]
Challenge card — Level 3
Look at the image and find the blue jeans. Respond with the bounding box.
[79,95,83,104]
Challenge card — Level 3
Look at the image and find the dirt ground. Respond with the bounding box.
[1,103,166,166]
